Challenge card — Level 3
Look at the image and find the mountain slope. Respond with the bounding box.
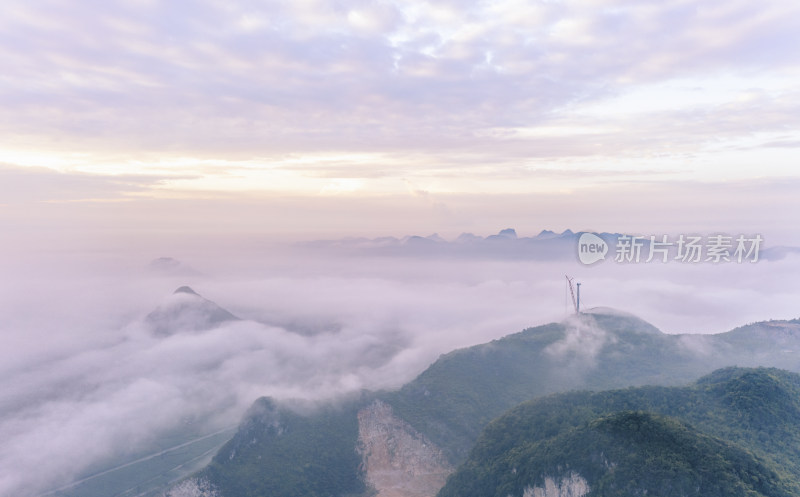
[145,286,239,336]
[439,368,800,497]
[180,312,800,497]
[199,397,366,497]
[382,310,800,464]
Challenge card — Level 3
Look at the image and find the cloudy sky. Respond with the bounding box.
[2,0,800,244]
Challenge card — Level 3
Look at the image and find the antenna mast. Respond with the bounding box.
[565,275,580,314]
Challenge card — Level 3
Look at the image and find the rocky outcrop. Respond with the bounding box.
[163,477,220,497]
[522,473,590,497]
[357,400,454,497]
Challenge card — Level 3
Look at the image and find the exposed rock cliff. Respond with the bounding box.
[522,473,590,497]
[163,477,220,497]
[358,400,454,497]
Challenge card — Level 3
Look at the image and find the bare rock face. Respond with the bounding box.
[522,473,590,497]
[357,400,454,497]
[163,477,220,497]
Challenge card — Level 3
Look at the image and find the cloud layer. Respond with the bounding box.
[1,240,798,495]
[1,0,799,186]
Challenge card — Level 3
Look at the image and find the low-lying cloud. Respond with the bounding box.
[0,238,798,496]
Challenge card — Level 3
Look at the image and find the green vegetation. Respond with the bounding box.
[382,312,747,463]
[439,368,800,497]
[193,313,800,497]
[383,323,567,461]
[198,397,368,497]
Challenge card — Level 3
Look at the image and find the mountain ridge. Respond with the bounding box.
[174,310,800,497]
[439,367,800,497]
[299,228,622,260]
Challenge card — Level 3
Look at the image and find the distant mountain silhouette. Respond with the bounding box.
[145,286,239,336]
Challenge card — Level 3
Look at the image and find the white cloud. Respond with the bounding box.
[1,233,799,495]
[0,0,797,170]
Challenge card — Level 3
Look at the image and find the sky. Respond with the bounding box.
[2,1,800,495]
[1,0,800,243]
